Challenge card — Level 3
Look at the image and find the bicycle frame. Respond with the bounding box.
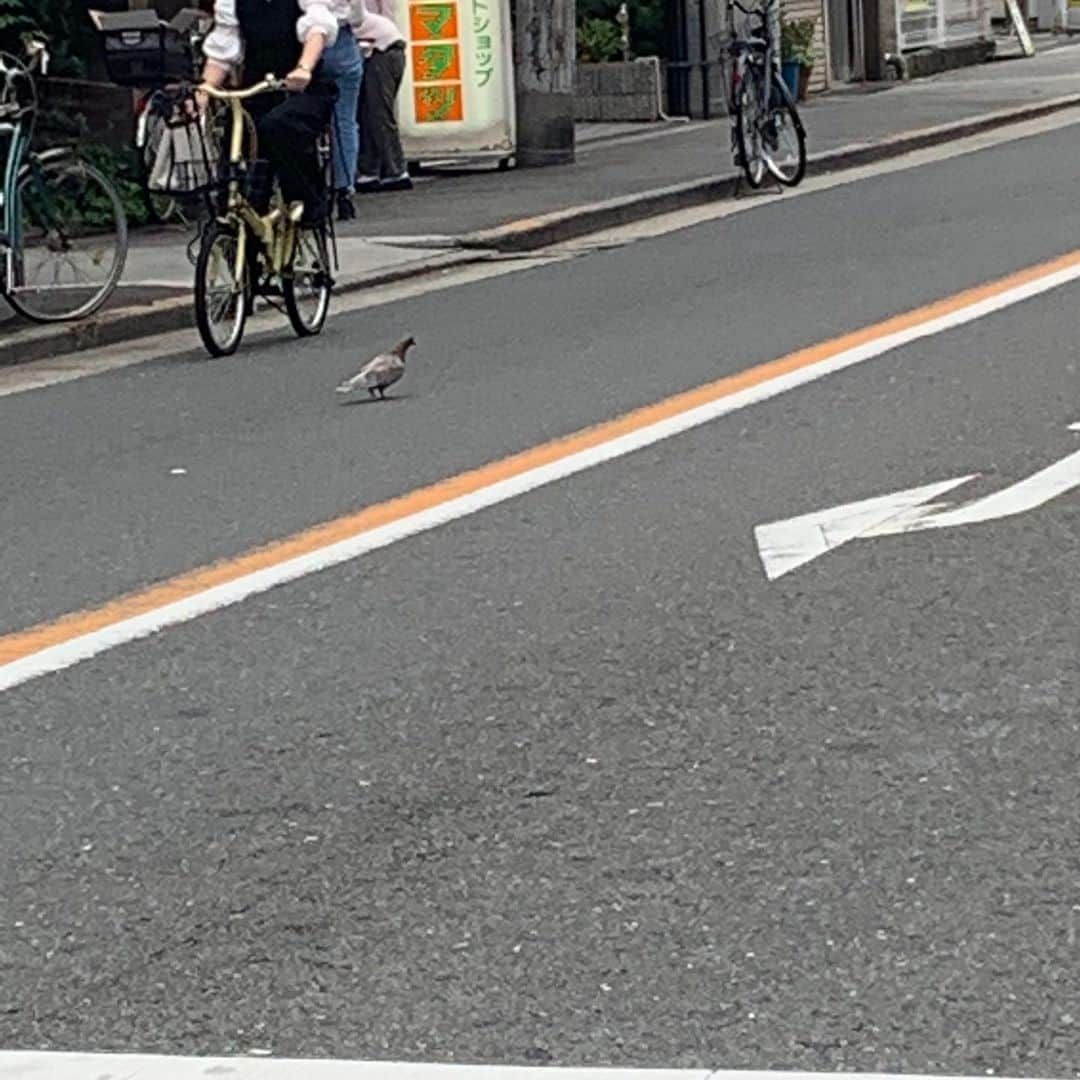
[728,0,777,94]
[0,115,28,253]
[0,42,48,286]
[200,78,299,290]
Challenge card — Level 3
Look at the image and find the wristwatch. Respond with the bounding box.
[296,62,313,74]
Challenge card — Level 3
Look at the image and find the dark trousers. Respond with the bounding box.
[248,84,335,220]
[357,44,406,180]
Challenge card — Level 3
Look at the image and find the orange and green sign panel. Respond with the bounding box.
[410,3,459,40]
[411,42,461,82]
[414,84,464,123]
[400,0,514,152]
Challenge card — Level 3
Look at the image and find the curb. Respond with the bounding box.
[461,92,1080,253]
[0,250,483,369]
[4,92,1078,368]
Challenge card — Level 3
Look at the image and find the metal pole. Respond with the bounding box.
[697,0,711,119]
[617,3,631,62]
[668,0,690,116]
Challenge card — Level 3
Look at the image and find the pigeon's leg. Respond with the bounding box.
[378,387,387,400]
[368,388,377,399]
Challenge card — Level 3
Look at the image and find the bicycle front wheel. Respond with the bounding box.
[194,222,249,357]
[283,224,332,338]
[733,57,767,189]
[7,156,128,323]
[764,71,807,187]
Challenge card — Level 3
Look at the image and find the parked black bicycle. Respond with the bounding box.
[93,6,211,229]
[725,0,806,189]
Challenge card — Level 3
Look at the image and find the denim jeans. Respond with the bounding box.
[319,27,364,191]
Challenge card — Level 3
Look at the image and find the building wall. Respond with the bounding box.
[887,0,993,52]
[783,0,829,91]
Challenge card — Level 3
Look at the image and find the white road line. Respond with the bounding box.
[0,1055,1064,1080]
[5,254,1080,691]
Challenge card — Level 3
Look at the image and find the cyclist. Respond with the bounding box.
[200,0,339,224]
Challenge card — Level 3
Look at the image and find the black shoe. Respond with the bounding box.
[255,278,283,298]
[336,190,356,220]
[380,175,413,192]
[355,179,380,194]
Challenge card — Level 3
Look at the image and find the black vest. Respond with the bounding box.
[236,0,303,85]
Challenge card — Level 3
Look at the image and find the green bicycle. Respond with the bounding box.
[173,78,333,357]
[0,38,128,322]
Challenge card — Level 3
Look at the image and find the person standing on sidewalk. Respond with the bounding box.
[319,0,365,220]
[351,0,411,192]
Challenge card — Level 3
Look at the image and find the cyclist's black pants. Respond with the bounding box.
[247,82,335,223]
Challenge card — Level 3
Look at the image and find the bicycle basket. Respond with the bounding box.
[224,158,272,208]
[96,10,193,88]
[146,97,219,196]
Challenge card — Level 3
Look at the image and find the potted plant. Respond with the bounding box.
[780,16,816,102]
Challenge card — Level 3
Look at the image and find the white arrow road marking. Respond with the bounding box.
[867,447,1080,534]
[754,475,977,581]
[756,434,1080,579]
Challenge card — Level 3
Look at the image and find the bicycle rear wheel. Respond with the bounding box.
[194,222,249,357]
[7,156,128,323]
[732,55,768,189]
[764,71,807,187]
[283,224,332,338]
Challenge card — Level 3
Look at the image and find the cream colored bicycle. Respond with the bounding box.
[168,77,333,357]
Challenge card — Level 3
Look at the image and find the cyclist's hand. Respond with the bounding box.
[285,66,312,92]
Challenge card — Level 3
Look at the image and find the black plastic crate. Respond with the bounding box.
[103,25,191,86]
[91,10,200,88]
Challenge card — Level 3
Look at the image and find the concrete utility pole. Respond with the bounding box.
[512,0,576,167]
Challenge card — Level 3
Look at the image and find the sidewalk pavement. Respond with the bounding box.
[4,34,1080,362]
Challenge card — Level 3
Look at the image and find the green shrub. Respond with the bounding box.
[0,0,93,76]
[781,16,817,66]
[576,0,663,59]
[577,17,622,63]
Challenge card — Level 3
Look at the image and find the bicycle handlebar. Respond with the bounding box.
[198,76,288,100]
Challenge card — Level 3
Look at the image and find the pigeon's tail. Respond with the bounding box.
[336,374,362,394]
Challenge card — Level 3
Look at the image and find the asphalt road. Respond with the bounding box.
[2,120,1080,1077]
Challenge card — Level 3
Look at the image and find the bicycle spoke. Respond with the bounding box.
[195,224,248,356]
[9,158,127,321]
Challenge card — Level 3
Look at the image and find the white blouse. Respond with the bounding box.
[203,0,341,71]
[349,0,404,52]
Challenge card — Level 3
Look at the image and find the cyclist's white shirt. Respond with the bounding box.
[203,0,341,71]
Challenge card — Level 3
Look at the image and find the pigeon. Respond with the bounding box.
[336,336,415,400]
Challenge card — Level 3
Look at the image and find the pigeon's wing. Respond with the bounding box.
[364,355,402,387]
[378,357,406,387]
[336,353,392,392]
